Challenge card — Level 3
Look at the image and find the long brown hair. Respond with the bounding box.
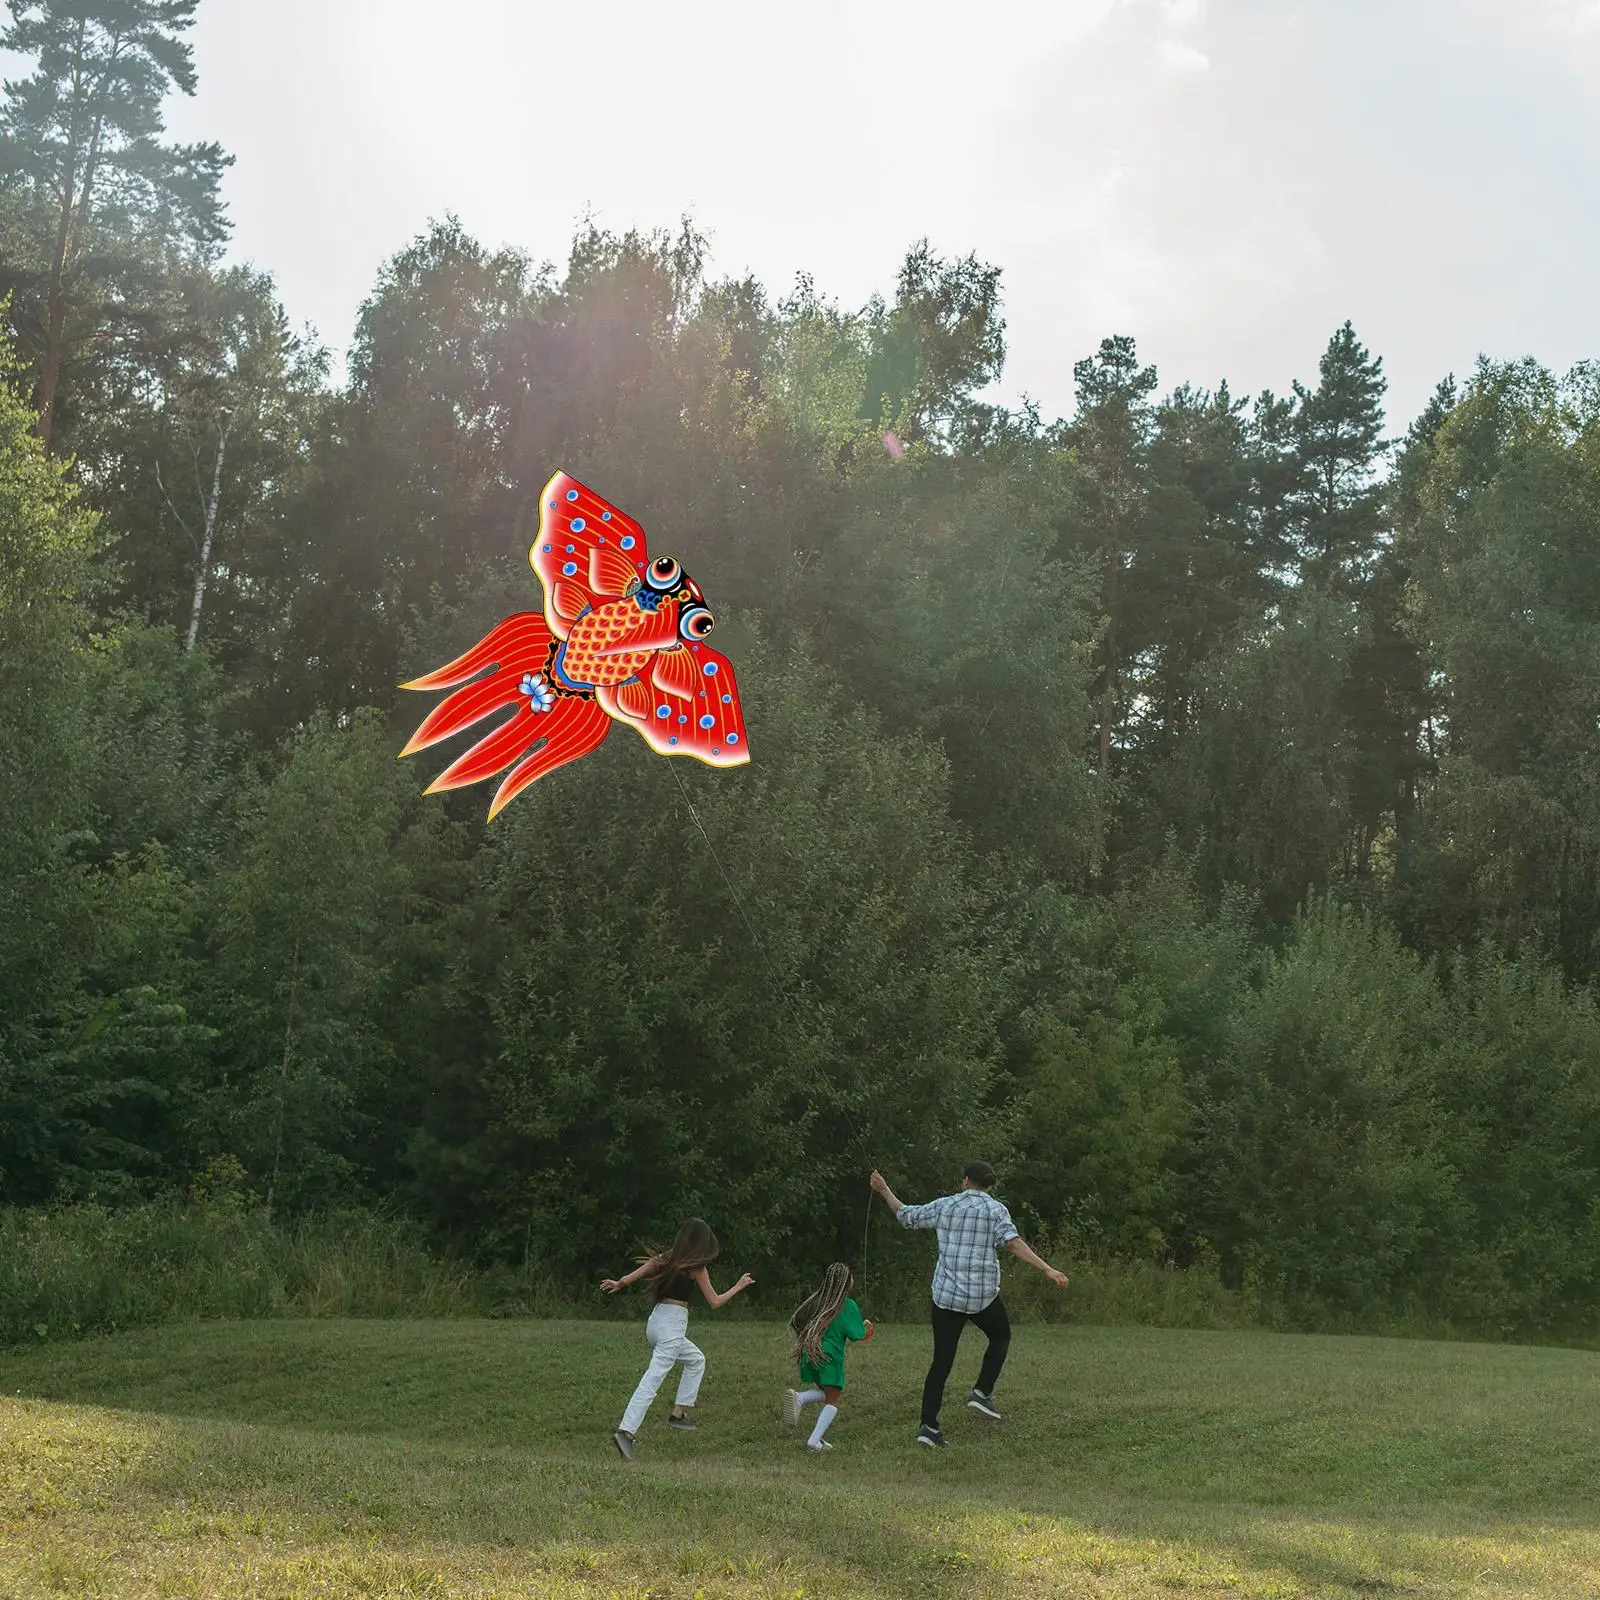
[637,1217,720,1302]
[790,1262,852,1365]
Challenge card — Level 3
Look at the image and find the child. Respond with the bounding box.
[601,1217,753,1461]
[783,1262,874,1450]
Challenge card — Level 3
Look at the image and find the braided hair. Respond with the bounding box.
[789,1262,852,1366]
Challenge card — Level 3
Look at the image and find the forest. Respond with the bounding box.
[3,0,1600,1341]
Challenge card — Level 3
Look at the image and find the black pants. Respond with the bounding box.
[921,1296,1011,1427]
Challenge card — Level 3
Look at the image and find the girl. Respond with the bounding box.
[783,1262,874,1450]
[601,1217,753,1461]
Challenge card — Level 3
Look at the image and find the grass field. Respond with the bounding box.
[3,1316,1599,1598]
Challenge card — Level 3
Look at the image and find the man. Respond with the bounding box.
[870,1160,1068,1448]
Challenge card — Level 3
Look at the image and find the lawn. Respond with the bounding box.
[3,1316,1598,1597]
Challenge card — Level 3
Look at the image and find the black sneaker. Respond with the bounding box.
[667,1413,697,1431]
[915,1424,949,1448]
[613,1428,636,1461]
[967,1388,1002,1421]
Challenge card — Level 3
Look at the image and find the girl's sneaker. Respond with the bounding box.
[613,1429,636,1461]
[806,1438,834,1450]
[915,1424,949,1448]
[783,1389,801,1426]
[667,1413,697,1430]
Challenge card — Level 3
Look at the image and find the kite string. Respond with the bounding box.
[665,761,877,1288]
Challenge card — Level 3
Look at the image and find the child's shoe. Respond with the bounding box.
[613,1429,636,1461]
[783,1389,801,1426]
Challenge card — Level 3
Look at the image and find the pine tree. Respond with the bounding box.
[1344,377,1456,880]
[860,240,1005,450]
[1066,335,1158,869]
[1290,321,1389,590]
[0,0,230,447]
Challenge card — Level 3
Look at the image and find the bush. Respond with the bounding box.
[0,1200,560,1346]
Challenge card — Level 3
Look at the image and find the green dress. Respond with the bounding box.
[797,1296,868,1389]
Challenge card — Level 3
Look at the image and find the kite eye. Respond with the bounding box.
[646,556,683,592]
[679,606,715,642]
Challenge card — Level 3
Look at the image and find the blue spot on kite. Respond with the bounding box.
[562,562,578,576]
[669,736,679,745]
[620,535,635,550]
[656,705,671,719]
[571,517,586,532]
[677,714,688,724]
[542,544,551,553]
[565,543,574,553]
[722,693,732,704]
[566,489,579,501]
[727,732,740,745]
[549,500,557,509]
[602,511,612,521]
[703,661,718,676]
[699,714,715,729]
[597,535,605,543]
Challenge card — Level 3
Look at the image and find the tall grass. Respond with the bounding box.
[0,1202,566,1347]
[13,1200,1529,1351]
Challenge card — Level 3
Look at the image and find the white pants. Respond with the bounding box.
[619,1302,705,1434]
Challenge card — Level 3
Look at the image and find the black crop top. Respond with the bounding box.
[654,1271,697,1303]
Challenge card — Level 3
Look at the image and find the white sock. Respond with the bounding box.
[808,1403,838,1447]
[794,1387,825,1407]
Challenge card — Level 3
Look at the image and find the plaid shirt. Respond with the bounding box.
[898,1189,1020,1313]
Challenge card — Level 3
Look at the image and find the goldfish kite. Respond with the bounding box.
[400,471,750,818]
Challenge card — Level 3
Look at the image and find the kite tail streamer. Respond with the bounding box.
[398,610,614,817]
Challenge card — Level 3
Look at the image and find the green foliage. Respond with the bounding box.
[475,644,1009,1274]
[1154,596,1359,916]
[0,16,1598,1345]
[205,711,430,1212]
[0,0,231,446]
[1396,359,1600,979]
[1288,321,1389,590]
[0,338,103,1021]
[1197,901,1466,1319]
[1434,944,1600,1332]
[0,1199,489,1346]
[829,449,1098,879]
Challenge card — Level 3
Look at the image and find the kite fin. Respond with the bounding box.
[488,699,612,818]
[401,611,561,793]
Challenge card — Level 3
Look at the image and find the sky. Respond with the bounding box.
[128,0,1600,430]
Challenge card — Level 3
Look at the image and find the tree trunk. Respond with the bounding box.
[35,132,79,448]
[185,420,231,651]
[35,23,119,449]
[1094,532,1120,880]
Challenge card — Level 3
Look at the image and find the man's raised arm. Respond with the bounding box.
[869,1169,904,1216]
[1007,1235,1069,1289]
